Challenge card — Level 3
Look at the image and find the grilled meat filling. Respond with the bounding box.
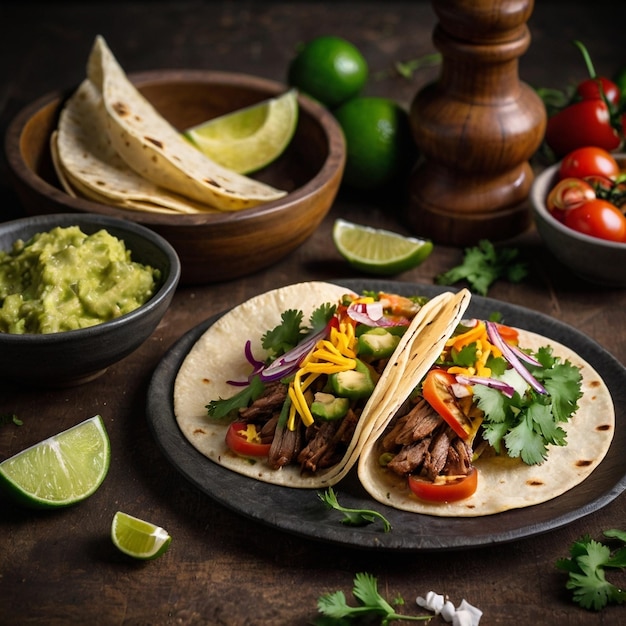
[381,397,473,480]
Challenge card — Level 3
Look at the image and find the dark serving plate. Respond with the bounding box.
[146,280,626,551]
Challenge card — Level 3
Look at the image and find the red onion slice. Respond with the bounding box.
[454,374,515,398]
[486,321,547,395]
[346,302,404,327]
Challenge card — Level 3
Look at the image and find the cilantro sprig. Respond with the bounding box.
[557,529,626,611]
[316,573,430,625]
[262,303,336,360]
[436,239,528,296]
[318,487,392,532]
[473,346,582,465]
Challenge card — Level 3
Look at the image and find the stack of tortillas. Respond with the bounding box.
[51,35,287,214]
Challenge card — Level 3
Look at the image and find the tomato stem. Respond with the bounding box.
[573,40,596,79]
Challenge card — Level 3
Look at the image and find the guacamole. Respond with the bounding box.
[0,225,160,334]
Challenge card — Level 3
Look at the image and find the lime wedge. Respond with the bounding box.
[183,89,299,174]
[332,218,433,275]
[0,415,110,508]
[111,511,172,560]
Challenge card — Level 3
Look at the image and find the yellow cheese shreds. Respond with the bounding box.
[287,401,297,431]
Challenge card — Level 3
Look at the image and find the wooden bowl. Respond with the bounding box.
[5,70,346,284]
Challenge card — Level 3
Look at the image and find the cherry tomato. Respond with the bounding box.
[564,199,626,243]
[225,422,271,457]
[559,147,620,180]
[492,322,519,344]
[422,369,472,440]
[408,468,478,503]
[546,177,596,221]
[576,77,621,107]
[545,101,621,158]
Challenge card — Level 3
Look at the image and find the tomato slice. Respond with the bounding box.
[422,369,473,440]
[546,177,596,221]
[493,322,519,344]
[225,422,271,457]
[408,469,478,503]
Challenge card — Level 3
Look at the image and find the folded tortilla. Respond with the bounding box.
[357,330,615,516]
[173,282,470,488]
[85,35,286,211]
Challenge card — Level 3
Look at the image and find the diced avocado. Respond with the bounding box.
[358,327,401,359]
[310,392,350,421]
[329,358,376,401]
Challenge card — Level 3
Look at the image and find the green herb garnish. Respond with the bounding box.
[315,572,431,624]
[435,239,528,296]
[318,487,392,532]
[557,529,626,611]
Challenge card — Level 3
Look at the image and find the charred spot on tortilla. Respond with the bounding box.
[193,427,206,436]
[596,424,611,431]
[526,479,544,487]
[112,101,129,117]
[576,459,594,467]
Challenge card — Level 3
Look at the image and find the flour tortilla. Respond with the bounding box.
[85,35,286,211]
[52,81,220,215]
[357,330,615,516]
[173,282,470,488]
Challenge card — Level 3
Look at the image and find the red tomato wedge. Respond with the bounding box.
[225,422,271,457]
[422,369,473,440]
[408,469,478,503]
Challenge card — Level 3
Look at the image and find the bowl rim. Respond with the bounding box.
[0,212,181,344]
[532,158,626,251]
[4,69,346,226]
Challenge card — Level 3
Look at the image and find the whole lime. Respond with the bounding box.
[287,35,368,109]
[333,96,415,191]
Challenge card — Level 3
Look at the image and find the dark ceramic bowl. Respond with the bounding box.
[0,213,180,387]
[5,70,345,285]
[531,155,626,288]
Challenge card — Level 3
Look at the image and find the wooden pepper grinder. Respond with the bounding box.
[407,0,546,245]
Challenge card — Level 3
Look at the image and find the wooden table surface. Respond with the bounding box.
[1,2,625,624]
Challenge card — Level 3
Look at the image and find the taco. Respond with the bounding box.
[357,318,615,516]
[173,282,470,488]
[53,36,286,213]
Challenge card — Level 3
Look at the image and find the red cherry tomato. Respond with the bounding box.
[546,177,596,221]
[421,370,472,440]
[559,147,620,180]
[545,101,621,158]
[225,422,271,457]
[408,468,478,503]
[577,77,621,107]
[564,199,626,243]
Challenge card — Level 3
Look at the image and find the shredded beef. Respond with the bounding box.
[444,438,473,475]
[422,426,455,480]
[387,437,431,475]
[381,398,442,450]
[239,381,288,421]
[298,409,359,473]
[268,421,303,469]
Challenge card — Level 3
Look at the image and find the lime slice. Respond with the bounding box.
[183,89,299,174]
[111,511,172,560]
[332,218,433,275]
[0,415,110,508]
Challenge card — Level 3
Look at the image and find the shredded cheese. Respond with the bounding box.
[286,318,358,430]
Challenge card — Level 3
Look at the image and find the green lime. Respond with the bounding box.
[111,511,172,560]
[287,35,368,108]
[332,218,433,275]
[183,89,298,174]
[333,96,414,191]
[0,415,110,508]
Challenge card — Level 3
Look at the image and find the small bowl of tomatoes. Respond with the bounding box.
[531,147,626,288]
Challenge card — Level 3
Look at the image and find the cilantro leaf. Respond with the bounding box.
[0,413,22,427]
[315,572,431,624]
[261,309,306,358]
[435,239,528,296]
[206,375,266,419]
[557,531,626,611]
[318,487,392,532]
